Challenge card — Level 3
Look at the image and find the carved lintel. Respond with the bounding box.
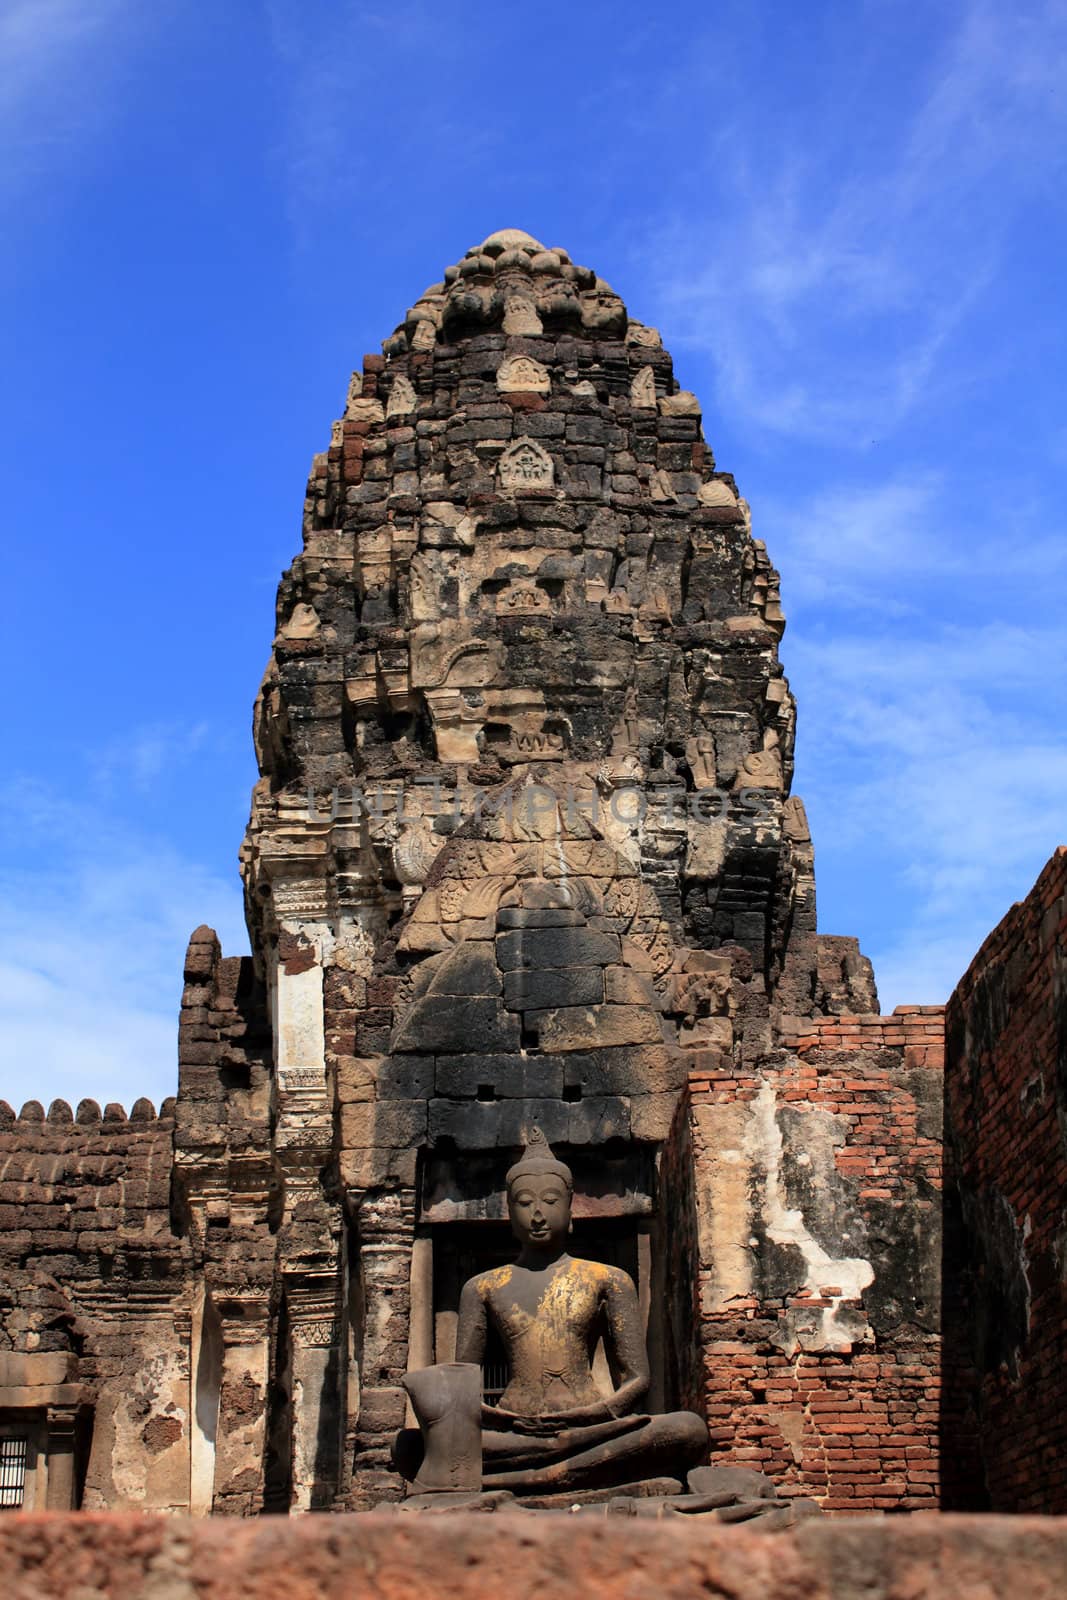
[291,1318,341,1350]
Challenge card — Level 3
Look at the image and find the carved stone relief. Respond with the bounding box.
[498,439,554,491]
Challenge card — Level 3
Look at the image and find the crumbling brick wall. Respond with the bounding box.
[0,1096,189,1509]
[686,1008,944,1511]
[943,847,1067,1513]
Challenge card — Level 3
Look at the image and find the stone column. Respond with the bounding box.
[44,1407,78,1510]
[211,1297,271,1515]
[350,1190,416,1507]
[190,1288,222,1515]
[407,1233,434,1371]
[288,1317,342,1512]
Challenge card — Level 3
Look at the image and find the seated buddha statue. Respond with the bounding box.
[398,1129,708,1500]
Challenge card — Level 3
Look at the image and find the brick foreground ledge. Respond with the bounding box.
[1,1514,1066,1600]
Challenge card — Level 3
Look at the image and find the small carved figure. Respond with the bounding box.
[685,733,717,789]
[611,685,641,756]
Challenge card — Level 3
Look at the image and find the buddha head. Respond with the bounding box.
[505,1128,573,1251]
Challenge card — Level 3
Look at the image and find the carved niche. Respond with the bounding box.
[498,439,554,492]
[496,356,550,395]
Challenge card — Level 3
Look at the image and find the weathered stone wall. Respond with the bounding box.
[943,848,1067,1513]
[685,1008,944,1511]
[173,926,282,1516]
[2,1511,1067,1600]
[0,1096,189,1509]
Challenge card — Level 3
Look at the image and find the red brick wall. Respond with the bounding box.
[687,1009,944,1512]
[944,847,1067,1513]
[3,1510,1067,1600]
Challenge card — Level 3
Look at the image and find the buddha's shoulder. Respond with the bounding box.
[572,1258,635,1294]
[464,1264,515,1297]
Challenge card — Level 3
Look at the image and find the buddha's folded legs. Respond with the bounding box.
[480,1412,648,1472]
[481,1410,708,1494]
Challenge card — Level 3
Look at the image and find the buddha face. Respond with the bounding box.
[507,1172,572,1250]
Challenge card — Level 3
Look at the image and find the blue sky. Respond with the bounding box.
[1,0,1065,1109]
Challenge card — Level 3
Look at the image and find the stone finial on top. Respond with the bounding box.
[481,228,545,253]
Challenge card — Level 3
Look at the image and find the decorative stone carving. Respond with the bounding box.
[502,295,543,335]
[735,729,784,791]
[630,367,657,409]
[698,478,738,507]
[685,733,717,789]
[291,1319,341,1349]
[345,393,385,425]
[498,439,554,491]
[484,688,567,762]
[782,794,811,842]
[410,627,501,691]
[423,688,485,764]
[494,578,550,614]
[281,603,320,640]
[496,355,550,395]
[659,391,700,417]
[393,823,442,888]
[386,375,417,418]
[611,686,641,755]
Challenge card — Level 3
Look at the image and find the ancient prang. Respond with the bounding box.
[1,230,1064,1518]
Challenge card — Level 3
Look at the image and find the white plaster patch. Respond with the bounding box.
[746,1080,874,1355]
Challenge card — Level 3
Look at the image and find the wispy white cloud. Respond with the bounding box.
[647,0,1067,442]
[791,618,1067,1008]
[0,777,248,1111]
[264,0,453,238]
[762,473,1067,611]
[90,719,211,793]
[0,0,138,195]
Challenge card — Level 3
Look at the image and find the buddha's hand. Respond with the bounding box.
[511,1415,565,1437]
[515,1401,622,1434]
[482,1405,562,1436]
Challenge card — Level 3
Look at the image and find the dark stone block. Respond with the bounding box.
[377,1054,435,1099]
[495,927,621,972]
[425,941,501,997]
[567,1096,631,1143]
[435,1055,563,1099]
[391,997,520,1055]
[562,1046,688,1096]
[503,968,604,1012]
[495,908,584,929]
[429,1097,569,1149]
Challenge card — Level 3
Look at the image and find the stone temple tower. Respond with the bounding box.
[24,228,1031,1520]
[188,227,880,1508]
